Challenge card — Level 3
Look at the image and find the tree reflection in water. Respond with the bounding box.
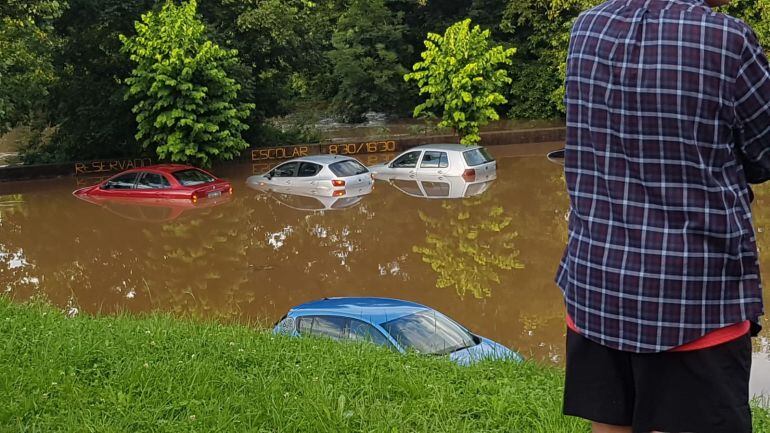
[137,195,257,318]
[413,193,525,300]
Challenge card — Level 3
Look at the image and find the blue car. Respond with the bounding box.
[274,297,523,365]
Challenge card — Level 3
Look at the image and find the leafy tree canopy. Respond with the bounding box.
[723,0,770,46]
[6,0,770,163]
[0,0,64,20]
[328,0,412,121]
[120,0,254,167]
[500,0,576,118]
[405,19,516,145]
[0,0,64,133]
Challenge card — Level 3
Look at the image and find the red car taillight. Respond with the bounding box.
[191,193,199,203]
[332,179,346,187]
[462,169,476,180]
[333,189,346,197]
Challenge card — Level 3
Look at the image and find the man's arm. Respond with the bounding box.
[734,27,770,183]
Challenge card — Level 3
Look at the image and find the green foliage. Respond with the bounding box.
[0,0,63,19]
[501,0,579,118]
[0,0,63,133]
[15,119,63,164]
[327,0,412,122]
[723,0,770,47]
[203,0,333,120]
[506,61,564,119]
[541,0,602,114]
[120,0,254,167]
[405,19,516,145]
[25,0,158,163]
[9,0,770,165]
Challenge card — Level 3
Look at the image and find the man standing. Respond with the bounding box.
[558,0,767,431]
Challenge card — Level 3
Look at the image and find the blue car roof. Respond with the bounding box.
[289,297,431,325]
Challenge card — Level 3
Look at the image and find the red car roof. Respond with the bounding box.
[141,164,198,174]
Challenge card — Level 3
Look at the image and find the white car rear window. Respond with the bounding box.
[329,160,369,177]
[462,148,494,167]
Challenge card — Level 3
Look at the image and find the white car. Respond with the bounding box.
[246,155,373,191]
[368,144,496,178]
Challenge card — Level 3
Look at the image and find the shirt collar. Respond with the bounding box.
[668,0,708,6]
[637,0,709,10]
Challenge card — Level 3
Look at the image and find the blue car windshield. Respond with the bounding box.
[382,310,476,355]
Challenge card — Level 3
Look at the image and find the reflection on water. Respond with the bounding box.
[247,183,375,212]
[413,192,524,299]
[0,142,768,397]
[379,172,497,199]
[74,194,234,222]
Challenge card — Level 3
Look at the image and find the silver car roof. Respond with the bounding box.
[279,155,359,165]
[408,144,481,152]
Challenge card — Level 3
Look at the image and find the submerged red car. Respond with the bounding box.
[73,164,232,203]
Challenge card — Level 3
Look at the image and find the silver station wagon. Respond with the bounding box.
[246,155,373,191]
[368,144,496,178]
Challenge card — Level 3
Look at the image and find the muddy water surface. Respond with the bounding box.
[1,142,768,398]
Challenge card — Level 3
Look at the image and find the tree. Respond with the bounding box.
[327,0,412,121]
[120,0,253,167]
[723,0,770,47]
[0,0,63,133]
[501,0,578,119]
[20,0,158,164]
[405,19,516,145]
[200,0,328,120]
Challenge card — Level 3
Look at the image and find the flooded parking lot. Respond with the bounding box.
[1,142,768,397]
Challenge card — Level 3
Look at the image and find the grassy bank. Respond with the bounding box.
[0,300,767,432]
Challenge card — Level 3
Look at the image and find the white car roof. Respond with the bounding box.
[408,144,481,152]
[278,155,359,165]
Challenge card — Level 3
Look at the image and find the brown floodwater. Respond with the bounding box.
[1,142,768,398]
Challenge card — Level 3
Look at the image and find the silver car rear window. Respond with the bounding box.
[329,160,369,177]
[462,148,494,167]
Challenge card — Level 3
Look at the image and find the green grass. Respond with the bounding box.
[0,299,767,432]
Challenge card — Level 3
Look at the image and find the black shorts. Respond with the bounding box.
[563,329,753,433]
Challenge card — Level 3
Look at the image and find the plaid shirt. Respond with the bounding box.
[557,0,767,352]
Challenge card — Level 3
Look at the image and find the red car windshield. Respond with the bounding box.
[172,169,215,186]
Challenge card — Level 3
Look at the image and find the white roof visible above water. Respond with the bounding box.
[285,154,358,164]
[409,144,481,152]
